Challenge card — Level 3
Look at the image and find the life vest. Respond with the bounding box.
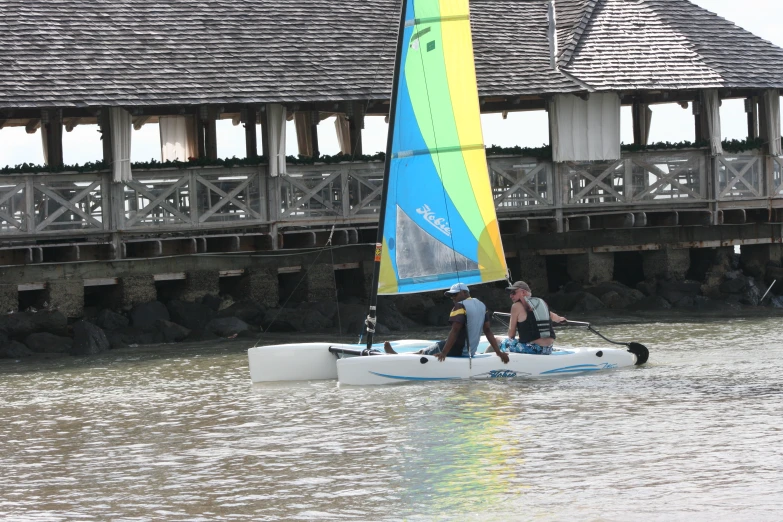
[461,298,486,357]
[523,297,553,340]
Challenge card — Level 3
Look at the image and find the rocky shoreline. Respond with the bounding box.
[2,249,782,359]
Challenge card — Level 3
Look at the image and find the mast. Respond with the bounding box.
[366,0,409,350]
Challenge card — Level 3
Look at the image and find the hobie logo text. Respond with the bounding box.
[416,205,451,236]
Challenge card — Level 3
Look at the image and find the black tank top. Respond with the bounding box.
[517,310,555,343]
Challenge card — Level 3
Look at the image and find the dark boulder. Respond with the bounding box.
[377,299,418,330]
[71,321,110,356]
[561,281,584,293]
[0,340,33,358]
[570,292,607,312]
[719,276,747,295]
[296,301,337,322]
[657,280,702,304]
[130,301,170,332]
[155,320,191,343]
[105,326,144,349]
[388,294,436,323]
[23,332,72,353]
[635,281,656,297]
[0,310,68,338]
[426,306,450,327]
[200,294,222,312]
[166,300,216,331]
[261,308,331,332]
[628,296,672,311]
[544,291,605,312]
[219,301,266,325]
[94,309,129,331]
[184,329,221,342]
[206,317,250,337]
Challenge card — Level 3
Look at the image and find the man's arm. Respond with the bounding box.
[484,321,509,364]
[435,321,463,362]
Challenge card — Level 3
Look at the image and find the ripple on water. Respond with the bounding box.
[1,319,782,520]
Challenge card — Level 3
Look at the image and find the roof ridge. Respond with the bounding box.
[556,0,599,68]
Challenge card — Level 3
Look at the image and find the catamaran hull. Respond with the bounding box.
[335,348,637,385]
[249,340,639,384]
[248,340,432,383]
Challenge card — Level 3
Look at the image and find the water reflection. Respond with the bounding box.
[1,319,783,520]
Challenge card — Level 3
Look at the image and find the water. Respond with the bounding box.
[1,318,782,521]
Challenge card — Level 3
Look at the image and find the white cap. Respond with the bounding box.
[444,282,470,296]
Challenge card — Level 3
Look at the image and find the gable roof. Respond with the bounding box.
[0,0,781,110]
[562,0,783,91]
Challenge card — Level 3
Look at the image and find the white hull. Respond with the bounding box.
[249,338,640,385]
[336,347,636,385]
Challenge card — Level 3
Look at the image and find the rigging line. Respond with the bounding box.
[251,238,334,347]
[412,10,461,281]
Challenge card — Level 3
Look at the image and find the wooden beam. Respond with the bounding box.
[64,118,80,132]
[747,97,759,139]
[84,278,119,287]
[153,272,186,281]
[348,102,363,156]
[132,116,150,130]
[196,107,206,158]
[99,109,113,165]
[18,283,47,292]
[25,119,40,134]
[310,110,320,158]
[205,108,218,160]
[44,109,64,167]
[245,105,258,159]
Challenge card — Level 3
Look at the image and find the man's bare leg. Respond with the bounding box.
[383,341,398,354]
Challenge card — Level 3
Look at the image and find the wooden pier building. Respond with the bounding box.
[1,0,783,315]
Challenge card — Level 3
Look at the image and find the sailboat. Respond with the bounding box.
[248,0,647,385]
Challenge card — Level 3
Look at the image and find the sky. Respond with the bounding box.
[1,0,782,168]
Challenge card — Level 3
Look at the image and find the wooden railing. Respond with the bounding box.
[1,149,781,242]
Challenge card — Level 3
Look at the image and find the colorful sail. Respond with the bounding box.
[378,0,507,295]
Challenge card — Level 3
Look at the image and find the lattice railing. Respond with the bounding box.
[489,157,553,212]
[716,155,764,199]
[121,167,265,230]
[0,174,105,235]
[278,163,384,221]
[772,156,783,196]
[562,152,707,206]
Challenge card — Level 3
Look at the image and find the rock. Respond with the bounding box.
[389,294,436,323]
[137,331,165,345]
[206,317,250,337]
[719,276,747,295]
[71,321,110,355]
[0,310,68,338]
[219,301,266,325]
[166,300,216,331]
[600,291,631,309]
[627,296,672,311]
[426,306,450,327]
[770,295,783,308]
[657,280,702,304]
[105,326,144,348]
[297,301,338,321]
[635,281,656,297]
[562,281,584,293]
[23,332,72,353]
[261,308,331,332]
[184,329,221,342]
[94,309,129,331]
[0,340,33,358]
[200,294,222,312]
[672,296,695,309]
[155,320,191,343]
[377,299,418,330]
[740,278,762,306]
[130,301,170,332]
[569,292,607,312]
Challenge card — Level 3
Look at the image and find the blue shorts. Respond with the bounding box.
[500,338,552,355]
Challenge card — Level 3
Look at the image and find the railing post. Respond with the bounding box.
[708,152,718,224]
[342,168,350,219]
[624,154,633,202]
[189,170,199,227]
[24,176,34,234]
[553,160,564,232]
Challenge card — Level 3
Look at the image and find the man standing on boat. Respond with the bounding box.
[384,283,509,364]
[503,281,566,355]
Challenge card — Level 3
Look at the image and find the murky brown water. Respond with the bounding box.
[1,318,782,521]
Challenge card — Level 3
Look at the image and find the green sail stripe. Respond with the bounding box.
[406,10,484,240]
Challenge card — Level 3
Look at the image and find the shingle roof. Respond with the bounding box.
[0,0,579,109]
[563,0,783,90]
[0,0,781,110]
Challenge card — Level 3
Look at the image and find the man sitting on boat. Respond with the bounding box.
[502,281,566,355]
[384,283,509,364]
